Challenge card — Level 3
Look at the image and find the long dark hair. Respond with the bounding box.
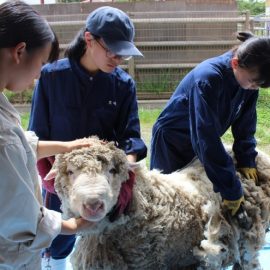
[235,31,270,88]
[0,0,59,62]
[64,28,87,61]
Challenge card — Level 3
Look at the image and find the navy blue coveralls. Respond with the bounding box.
[150,51,258,201]
[29,58,147,259]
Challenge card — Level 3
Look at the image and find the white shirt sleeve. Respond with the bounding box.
[24,130,39,158]
[0,140,62,251]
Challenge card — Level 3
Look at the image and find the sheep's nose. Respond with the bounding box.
[83,200,104,213]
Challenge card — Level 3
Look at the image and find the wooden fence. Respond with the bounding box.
[28,1,263,99]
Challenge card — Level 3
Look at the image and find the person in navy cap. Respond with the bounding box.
[29,6,147,269]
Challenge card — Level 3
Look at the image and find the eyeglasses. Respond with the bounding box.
[94,39,132,61]
[248,78,265,88]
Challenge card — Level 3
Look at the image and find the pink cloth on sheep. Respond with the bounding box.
[37,156,56,194]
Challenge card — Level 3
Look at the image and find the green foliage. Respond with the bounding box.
[139,108,161,125]
[21,113,30,130]
[3,89,33,104]
[136,74,175,93]
[136,69,189,93]
[236,0,265,15]
[222,88,270,147]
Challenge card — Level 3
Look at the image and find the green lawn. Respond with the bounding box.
[222,89,270,153]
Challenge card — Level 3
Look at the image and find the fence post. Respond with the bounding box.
[128,58,136,79]
[249,17,254,33]
[244,10,251,31]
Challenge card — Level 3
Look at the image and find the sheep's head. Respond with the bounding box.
[54,139,129,222]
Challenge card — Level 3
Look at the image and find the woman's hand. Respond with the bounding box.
[63,138,93,152]
[61,217,96,235]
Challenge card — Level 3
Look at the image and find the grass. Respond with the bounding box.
[21,113,30,130]
[222,89,270,153]
[20,95,270,166]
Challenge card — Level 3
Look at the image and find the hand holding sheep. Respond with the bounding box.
[238,167,259,184]
[223,195,245,216]
[222,167,258,216]
[61,217,96,235]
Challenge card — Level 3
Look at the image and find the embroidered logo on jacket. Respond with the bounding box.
[108,100,117,106]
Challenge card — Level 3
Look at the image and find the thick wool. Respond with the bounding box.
[53,138,270,270]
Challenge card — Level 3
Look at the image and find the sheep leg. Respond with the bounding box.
[238,240,262,270]
[241,257,262,270]
[233,260,262,270]
[233,248,262,270]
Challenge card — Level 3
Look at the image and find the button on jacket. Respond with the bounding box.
[29,58,146,160]
[151,51,258,201]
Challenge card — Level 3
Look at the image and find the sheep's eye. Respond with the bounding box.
[67,170,74,176]
[109,168,118,175]
[97,155,106,163]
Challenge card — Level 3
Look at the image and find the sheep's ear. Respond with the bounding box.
[44,168,58,181]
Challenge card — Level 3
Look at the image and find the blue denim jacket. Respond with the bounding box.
[29,58,147,161]
[151,51,258,200]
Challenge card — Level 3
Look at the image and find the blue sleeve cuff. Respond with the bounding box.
[119,138,147,161]
[218,177,244,201]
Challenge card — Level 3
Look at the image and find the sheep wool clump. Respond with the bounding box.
[53,137,270,270]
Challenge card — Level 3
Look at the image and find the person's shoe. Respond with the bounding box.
[41,257,68,270]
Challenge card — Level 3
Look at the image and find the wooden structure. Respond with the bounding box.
[33,0,251,98]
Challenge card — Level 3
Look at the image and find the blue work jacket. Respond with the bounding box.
[29,58,147,161]
[151,51,258,200]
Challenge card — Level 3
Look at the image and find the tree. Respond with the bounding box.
[236,0,265,15]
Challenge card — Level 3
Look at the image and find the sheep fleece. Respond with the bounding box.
[54,138,270,270]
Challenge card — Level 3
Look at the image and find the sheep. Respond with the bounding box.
[52,137,270,270]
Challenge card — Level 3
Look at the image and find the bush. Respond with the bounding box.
[3,88,33,104]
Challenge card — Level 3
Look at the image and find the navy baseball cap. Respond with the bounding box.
[86,6,143,57]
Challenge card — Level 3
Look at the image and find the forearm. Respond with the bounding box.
[37,141,70,159]
[232,94,258,167]
[61,218,95,235]
[37,139,92,160]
